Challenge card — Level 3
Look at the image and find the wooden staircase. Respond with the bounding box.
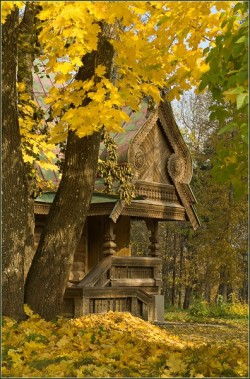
[63,256,163,321]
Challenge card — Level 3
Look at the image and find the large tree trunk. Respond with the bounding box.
[18,2,38,281]
[25,26,115,319]
[2,8,30,320]
[18,3,37,92]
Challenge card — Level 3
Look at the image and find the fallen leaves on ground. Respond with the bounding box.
[1,308,248,377]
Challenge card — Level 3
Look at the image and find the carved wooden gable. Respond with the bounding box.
[125,101,200,230]
[34,100,200,230]
[128,115,173,184]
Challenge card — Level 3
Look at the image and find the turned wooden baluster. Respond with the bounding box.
[146,219,160,257]
[103,217,117,255]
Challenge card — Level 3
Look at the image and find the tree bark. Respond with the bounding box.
[2,8,30,320]
[18,2,37,93]
[183,285,192,309]
[178,237,184,308]
[171,234,177,306]
[18,2,38,281]
[25,26,115,319]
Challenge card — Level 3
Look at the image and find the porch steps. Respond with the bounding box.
[64,255,163,321]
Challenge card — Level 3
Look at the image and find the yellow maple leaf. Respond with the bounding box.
[56,335,70,348]
[95,65,106,77]
[71,56,83,67]
[54,61,74,75]
[89,88,107,102]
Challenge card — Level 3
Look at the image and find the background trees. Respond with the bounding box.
[199,1,248,198]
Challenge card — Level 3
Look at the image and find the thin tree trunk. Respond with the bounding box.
[178,237,184,308]
[183,285,192,309]
[171,235,177,306]
[2,7,29,320]
[25,26,115,319]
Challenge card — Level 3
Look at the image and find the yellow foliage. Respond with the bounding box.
[17,82,58,183]
[27,1,236,144]
[1,1,25,23]
[1,309,248,378]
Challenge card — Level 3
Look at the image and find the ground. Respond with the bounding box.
[2,305,248,378]
[160,319,248,344]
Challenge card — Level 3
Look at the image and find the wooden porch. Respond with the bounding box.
[64,256,164,322]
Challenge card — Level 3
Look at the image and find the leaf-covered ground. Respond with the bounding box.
[160,319,248,344]
[2,308,248,378]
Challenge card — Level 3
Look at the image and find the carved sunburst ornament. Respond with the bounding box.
[167,153,186,181]
[133,149,145,170]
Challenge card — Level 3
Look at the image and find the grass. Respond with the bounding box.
[165,299,248,322]
[163,302,249,345]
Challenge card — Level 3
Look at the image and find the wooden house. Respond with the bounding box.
[34,101,200,322]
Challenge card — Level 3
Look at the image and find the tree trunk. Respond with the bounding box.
[25,26,115,319]
[18,3,37,92]
[2,8,30,320]
[178,237,184,308]
[183,285,192,309]
[18,2,38,281]
[171,235,177,306]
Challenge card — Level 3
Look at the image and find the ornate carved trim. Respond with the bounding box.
[109,200,125,223]
[167,153,186,182]
[34,203,50,215]
[88,203,115,216]
[35,197,185,221]
[175,183,200,230]
[158,102,193,184]
[134,149,145,170]
[122,201,186,220]
[134,180,178,202]
[35,202,115,216]
[128,111,159,178]
[157,101,201,229]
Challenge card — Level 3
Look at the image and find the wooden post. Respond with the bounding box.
[103,217,117,255]
[146,219,160,257]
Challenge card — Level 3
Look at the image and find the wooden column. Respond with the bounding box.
[103,217,117,255]
[146,219,160,257]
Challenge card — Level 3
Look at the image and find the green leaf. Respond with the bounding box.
[232,43,245,58]
[234,2,245,14]
[241,134,248,144]
[218,122,237,135]
[235,70,248,84]
[198,78,208,92]
[224,86,244,95]
[236,93,248,109]
[221,19,228,28]
[235,36,247,44]
[211,87,221,100]
[202,47,210,56]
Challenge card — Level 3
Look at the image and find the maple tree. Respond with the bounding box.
[2,1,242,319]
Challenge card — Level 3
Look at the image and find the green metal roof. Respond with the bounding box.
[36,191,119,204]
